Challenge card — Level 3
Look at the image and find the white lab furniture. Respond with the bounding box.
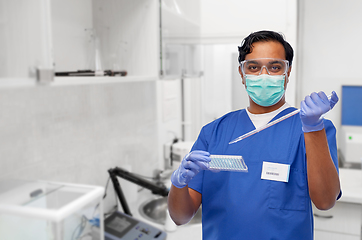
[0,0,159,84]
[314,168,362,240]
[0,180,104,240]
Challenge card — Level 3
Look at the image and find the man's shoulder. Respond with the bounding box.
[205,109,246,127]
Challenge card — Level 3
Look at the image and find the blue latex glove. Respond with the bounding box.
[300,91,339,132]
[171,150,211,189]
[329,91,339,109]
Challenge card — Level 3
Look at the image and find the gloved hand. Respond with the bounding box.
[329,91,339,109]
[300,91,339,133]
[171,150,211,188]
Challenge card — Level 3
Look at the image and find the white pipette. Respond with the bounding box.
[229,94,332,145]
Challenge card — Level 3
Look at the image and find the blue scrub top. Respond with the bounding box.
[188,107,340,240]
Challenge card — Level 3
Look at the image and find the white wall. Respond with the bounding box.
[0,81,160,211]
[297,0,362,147]
[200,0,297,45]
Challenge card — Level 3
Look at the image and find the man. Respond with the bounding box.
[168,30,341,239]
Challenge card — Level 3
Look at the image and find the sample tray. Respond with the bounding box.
[209,155,248,172]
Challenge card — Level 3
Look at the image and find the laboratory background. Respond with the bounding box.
[0,0,362,239]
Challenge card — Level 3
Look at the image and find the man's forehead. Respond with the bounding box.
[245,58,285,64]
[246,41,286,60]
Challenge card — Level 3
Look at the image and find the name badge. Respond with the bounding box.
[261,161,290,182]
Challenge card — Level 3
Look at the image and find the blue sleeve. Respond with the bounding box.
[324,119,342,200]
[187,125,210,194]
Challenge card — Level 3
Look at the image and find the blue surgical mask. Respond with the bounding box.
[244,74,285,107]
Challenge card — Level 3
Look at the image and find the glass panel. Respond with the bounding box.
[0,180,62,206]
[163,44,202,77]
[160,0,201,78]
[0,180,93,210]
[0,180,102,240]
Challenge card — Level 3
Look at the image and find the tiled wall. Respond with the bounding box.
[0,80,159,209]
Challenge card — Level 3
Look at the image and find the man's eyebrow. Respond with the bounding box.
[268,60,284,64]
[245,60,259,64]
[245,59,285,65]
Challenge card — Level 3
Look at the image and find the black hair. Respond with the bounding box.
[238,30,294,66]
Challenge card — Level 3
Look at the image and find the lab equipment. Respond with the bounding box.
[171,150,210,188]
[0,179,104,240]
[229,109,300,144]
[55,70,127,77]
[229,93,335,144]
[209,155,248,172]
[163,140,194,169]
[104,211,166,240]
[106,167,167,240]
[341,86,362,126]
[339,86,362,167]
[108,167,169,216]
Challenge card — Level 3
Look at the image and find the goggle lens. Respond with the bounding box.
[241,58,289,75]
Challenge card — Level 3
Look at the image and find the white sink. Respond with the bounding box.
[138,196,202,225]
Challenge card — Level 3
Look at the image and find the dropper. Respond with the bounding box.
[228,94,332,145]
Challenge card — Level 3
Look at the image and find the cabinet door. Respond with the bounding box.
[314,230,360,240]
[313,202,361,236]
[0,0,53,79]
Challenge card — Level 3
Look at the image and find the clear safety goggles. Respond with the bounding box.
[240,58,289,76]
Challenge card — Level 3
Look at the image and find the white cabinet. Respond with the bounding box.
[0,0,53,80]
[314,231,360,240]
[53,0,159,79]
[0,0,159,84]
[313,168,362,240]
[313,202,361,238]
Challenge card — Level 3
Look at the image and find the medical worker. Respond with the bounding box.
[168,30,341,240]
